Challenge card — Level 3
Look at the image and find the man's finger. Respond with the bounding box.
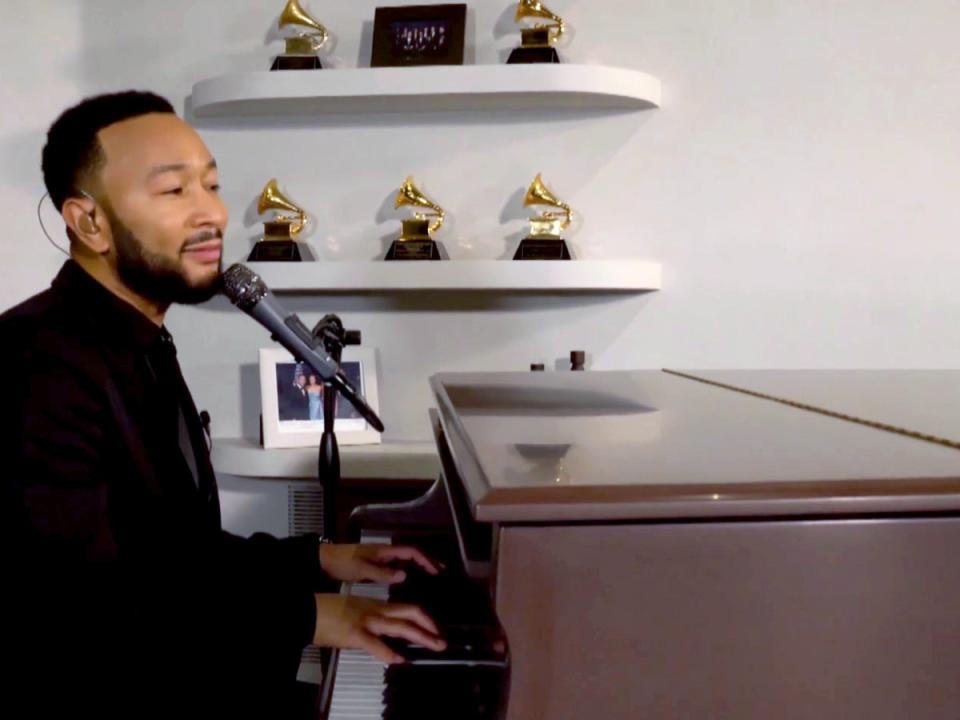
[355,632,404,665]
[379,603,441,637]
[365,616,447,652]
[363,561,405,585]
[374,545,440,575]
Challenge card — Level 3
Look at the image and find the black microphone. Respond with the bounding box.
[221,263,385,433]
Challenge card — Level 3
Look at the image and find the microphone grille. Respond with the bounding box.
[221,263,267,312]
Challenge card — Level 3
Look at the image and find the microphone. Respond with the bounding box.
[221,263,385,433]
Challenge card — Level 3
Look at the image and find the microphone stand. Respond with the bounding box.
[311,314,361,543]
[311,315,362,720]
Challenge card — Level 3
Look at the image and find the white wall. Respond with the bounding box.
[2,1,959,443]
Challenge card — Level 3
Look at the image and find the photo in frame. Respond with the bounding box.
[259,346,382,448]
[371,4,467,67]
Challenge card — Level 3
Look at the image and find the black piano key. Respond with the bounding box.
[383,664,503,720]
[388,565,495,625]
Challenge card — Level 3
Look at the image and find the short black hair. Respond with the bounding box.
[41,90,175,213]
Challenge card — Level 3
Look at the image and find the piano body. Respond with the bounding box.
[322,370,960,720]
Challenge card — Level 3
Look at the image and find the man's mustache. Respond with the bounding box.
[183,228,223,248]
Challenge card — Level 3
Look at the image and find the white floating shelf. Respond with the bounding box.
[241,259,661,293]
[212,437,438,480]
[191,64,660,117]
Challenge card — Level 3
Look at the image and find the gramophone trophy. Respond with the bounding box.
[248,179,309,262]
[270,0,329,70]
[385,177,447,261]
[507,0,565,64]
[513,173,574,260]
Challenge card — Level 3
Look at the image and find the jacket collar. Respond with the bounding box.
[51,260,166,351]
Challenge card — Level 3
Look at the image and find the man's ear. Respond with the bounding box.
[62,197,110,255]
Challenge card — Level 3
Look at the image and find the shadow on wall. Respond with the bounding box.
[239,362,261,441]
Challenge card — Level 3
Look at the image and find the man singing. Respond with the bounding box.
[1,91,444,717]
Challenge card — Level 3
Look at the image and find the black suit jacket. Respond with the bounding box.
[280,383,312,422]
[1,261,327,717]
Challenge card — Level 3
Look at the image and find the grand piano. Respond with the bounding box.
[319,370,960,719]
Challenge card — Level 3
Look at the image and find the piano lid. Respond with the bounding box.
[429,370,960,524]
[666,370,960,449]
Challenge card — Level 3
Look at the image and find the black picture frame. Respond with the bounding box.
[371,4,467,67]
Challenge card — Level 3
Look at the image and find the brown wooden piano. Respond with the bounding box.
[319,370,960,719]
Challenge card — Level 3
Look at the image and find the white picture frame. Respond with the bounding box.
[258,346,382,449]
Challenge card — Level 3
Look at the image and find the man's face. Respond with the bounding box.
[296,375,307,388]
[94,113,227,305]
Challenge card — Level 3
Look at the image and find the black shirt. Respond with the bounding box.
[1,260,326,717]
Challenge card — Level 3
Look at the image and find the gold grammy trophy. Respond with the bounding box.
[385,177,447,261]
[270,0,329,71]
[513,173,574,260]
[507,0,565,64]
[248,179,309,262]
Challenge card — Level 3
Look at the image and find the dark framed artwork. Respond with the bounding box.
[371,4,467,67]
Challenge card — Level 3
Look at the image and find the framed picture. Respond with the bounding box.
[259,347,382,449]
[371,4,467,67]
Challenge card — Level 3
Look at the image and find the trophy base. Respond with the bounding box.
[513,237,572,260]
[507,47,561,64]
[270,55,323,71]
[248,240,304,262]
[384,239,444,261]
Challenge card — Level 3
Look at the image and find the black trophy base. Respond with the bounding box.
[513,238,572,260]
[247,240,303,262]
[385,239,444,261]
[271,55,323,71]
[507,47,561,64]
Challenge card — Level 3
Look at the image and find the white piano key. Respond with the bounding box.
[328,572,389,720]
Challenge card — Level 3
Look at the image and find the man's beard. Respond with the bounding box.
[106,207,221,306]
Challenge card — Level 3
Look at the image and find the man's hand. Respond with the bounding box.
[313,594,446,664]
[319,543,441,584]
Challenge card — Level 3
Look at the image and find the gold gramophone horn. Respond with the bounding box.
[515,0,565,40]
[279,0,328,45]
[395,176,446,235]
[524,173,573,230]
[258,179,306,236]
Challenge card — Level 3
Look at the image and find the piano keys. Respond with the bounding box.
[323,525,508,720]
[325,583,390,720]
[321,370,960,720]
